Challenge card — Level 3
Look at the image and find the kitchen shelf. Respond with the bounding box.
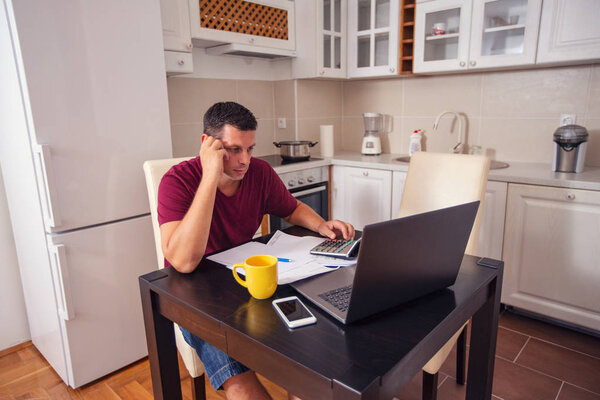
[425,32,460,41]
[399,0,415,74]
[484,24,526,33]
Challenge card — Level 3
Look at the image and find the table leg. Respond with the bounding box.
[466,272,503,400]
[140,277,182,400]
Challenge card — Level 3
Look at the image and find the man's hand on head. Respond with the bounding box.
[317,220,355,240]
[200,134,228,181]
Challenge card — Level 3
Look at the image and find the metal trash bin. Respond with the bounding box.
[552,124,589,173]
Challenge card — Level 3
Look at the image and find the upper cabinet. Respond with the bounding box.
[160,0,194,75]
[293,0,347,78]
[414,0,541,73]
[348,0,400,77]
[188,0,296,58]
[536,0,600,65]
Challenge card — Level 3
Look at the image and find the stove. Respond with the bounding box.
[258,154,324,167]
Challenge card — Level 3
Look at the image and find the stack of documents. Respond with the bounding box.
[207,230,356,284]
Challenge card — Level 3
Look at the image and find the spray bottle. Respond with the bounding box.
[409,129,423,156]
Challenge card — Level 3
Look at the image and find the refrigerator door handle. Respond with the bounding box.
[50,244,75,320]
[33,144,61,229]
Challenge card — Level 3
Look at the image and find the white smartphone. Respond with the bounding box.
[272,296,317,328]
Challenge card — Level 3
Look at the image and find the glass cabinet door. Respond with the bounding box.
[320,0,346,77]
[349,0,399,77]
[414,0,472,73]
[469,0,541,68]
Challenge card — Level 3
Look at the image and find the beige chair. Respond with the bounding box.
[143,158,206,400]
[398,151,490,400]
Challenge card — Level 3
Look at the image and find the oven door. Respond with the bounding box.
[270,182,329,232]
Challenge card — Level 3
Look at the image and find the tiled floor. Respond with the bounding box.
[395,308,600,400]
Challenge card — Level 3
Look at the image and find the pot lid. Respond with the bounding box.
[553,124,589,144]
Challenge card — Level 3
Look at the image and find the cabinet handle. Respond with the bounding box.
[186,43,193,49]
[363,171,369,176]
[248,38,255,44]
[469,60,476,66]
[460,61,466,67]
[178,59,185,65]
[389,67,395,73]
[319,70,325,75]
[567,193,576,200]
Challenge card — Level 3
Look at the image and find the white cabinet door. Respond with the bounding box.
[335,166,392,229]
[502,183,600,331]
[189,0,296,51]
[477,180,507,259]
[293,0,347,78]
[348,0,400,77]
[391,170,407,219]
[414,0,541,73]
[536,0,600,65]
[160,0,193,52]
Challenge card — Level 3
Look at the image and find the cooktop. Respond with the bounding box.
[257,154,323,167]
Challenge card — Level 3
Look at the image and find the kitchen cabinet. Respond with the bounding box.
[391,171,407,218]
[160,0,194,75]
[332,166,392,229]
[188,0,296,57]
[476,180,507,259]
[502,183,600,331]
[348,0,400,77]
[414,0,541,73]
[536,0,600,65]
[293,0,347,78]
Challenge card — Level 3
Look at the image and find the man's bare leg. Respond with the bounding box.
[222,371,272,400]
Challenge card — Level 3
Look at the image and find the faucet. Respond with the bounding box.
[433,111,464,154]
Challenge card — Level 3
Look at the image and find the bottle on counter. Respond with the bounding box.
[409,129,422,156]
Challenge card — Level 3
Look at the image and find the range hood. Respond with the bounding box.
[205,43,296,59]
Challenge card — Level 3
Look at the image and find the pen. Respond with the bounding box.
[277,257,292,262]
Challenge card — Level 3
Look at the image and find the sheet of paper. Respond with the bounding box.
[207,231,356,284]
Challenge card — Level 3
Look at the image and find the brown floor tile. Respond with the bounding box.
[437,377,466,400]
[492,356,561,400]
[394,371,422,400]
[516,338,600,394]
[557,384,600,400]
[496,327,529,361]
[499,311,600,358]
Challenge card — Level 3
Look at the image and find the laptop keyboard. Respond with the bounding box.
[318,285,353,312]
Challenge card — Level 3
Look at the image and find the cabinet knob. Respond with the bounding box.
[469,60,476,67]
[186,43,193,49]
[567,193,576,200]
[460,61,466,67]
[362,171,369,176]
[248,38,255,44]
[319,70,325,75]
[389,67,395,73]
[177,59,185,65]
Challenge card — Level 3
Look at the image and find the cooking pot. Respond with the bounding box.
[273,141,318,161]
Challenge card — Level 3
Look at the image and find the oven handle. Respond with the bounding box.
[291,185,327,198]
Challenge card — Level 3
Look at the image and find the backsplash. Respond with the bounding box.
[167,63,599,166]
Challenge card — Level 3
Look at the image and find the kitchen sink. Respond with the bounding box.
[394,156,509,170]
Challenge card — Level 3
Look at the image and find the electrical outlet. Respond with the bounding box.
[277,118,286,129]
[560,114,576,126]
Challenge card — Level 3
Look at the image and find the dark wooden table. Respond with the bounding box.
[139,226,503,400]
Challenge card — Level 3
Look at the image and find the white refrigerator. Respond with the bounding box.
[0,0,173,387]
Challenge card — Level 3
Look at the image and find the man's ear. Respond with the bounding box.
[200,134,209,144]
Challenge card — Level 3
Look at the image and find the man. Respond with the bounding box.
[157,102,354,400]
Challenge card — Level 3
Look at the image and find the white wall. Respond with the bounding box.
[0,164,30,350]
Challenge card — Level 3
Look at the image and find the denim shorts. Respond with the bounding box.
[179,326,250,390]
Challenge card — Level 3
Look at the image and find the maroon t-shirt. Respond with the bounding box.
[157,157,297,266]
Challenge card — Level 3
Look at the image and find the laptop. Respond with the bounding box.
[291,201,480,324]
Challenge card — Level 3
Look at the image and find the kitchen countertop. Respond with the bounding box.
[261,152,600,192]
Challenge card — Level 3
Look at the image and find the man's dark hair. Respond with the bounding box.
[203,102,257,138]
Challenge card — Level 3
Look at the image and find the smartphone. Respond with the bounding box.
[272,296,317,328]
[476,257,502,269]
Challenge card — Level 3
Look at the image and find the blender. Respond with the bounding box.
[361,113,382,155]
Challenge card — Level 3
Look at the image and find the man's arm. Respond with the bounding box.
[284,200,355,240]
[160,136,225,273]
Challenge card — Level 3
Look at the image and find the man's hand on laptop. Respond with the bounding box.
[317,220,355,240]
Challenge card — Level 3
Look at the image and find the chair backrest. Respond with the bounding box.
[143,157,192,269]
[398,152,490,256]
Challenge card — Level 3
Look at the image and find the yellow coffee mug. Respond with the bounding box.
[232,255,278,299]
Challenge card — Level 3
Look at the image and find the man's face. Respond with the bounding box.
[219,124,256,181]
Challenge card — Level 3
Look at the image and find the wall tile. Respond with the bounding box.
[587,65,600,118]
[403,73,482,117]
[171,123,202,157]
[479,118,557,163]
[343,79,403,117]
[167,78,236,124]
[297,117,343,156]
[582,119,600,167]
[297,80,342,118]
[254,119,276,157]
[274,80,296,139]
[341,116,365,151]
[481,66,590,118]
[236,80,274,119]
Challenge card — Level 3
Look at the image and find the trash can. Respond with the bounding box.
[552,124,589,173]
